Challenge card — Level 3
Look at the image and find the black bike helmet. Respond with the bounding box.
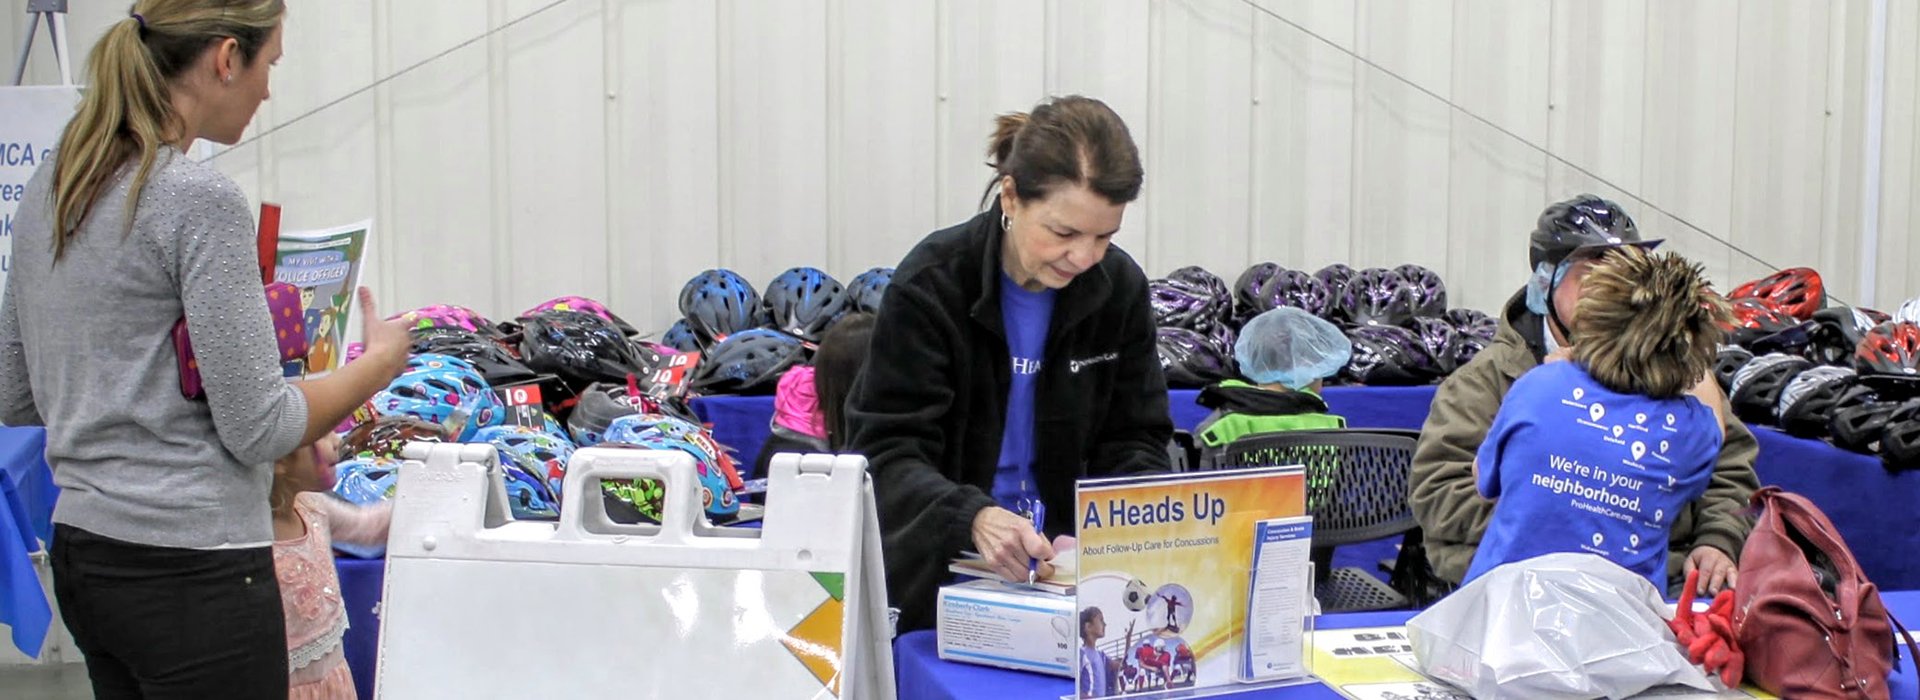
[1340,268,1417,328]
[519,310,645,392]
[762,267,847,341]
[1314,263,1357,319]
[1879,411,1920,472]
[1150,276,1231,334]
[689,328,807,396]
[1830,399,1913,454]
[678,269,764,344]
[1808,307,1879,366]
[1393,264,1448,318]
[1713,345,1755,394]
[1778,368,1872,439]
[1729,353,1814,425]
[410,327,540,387]
[1530,194,1661,341]
[1406,317,1462,374]
[565,381,700,446]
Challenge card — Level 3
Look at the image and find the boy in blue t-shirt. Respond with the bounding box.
[1465,247,1733,591]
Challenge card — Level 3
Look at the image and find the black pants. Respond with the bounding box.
[50,524,289,700]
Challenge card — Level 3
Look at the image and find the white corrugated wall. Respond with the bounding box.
[7,0,1915,334]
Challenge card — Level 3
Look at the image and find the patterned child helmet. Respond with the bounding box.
[341,415,449,461]
[523,295,638,337]
[391,304,491,333]
[331,457,401,506]
[474,424,577,505]
[679,269,764,344]
[1392,264,1448,318]
[1231,263,1284,325]
[689,328,807,396]
[371,356,504,441]
[763,267,848,341]
[603,415,740,519]
[845,267,895,315]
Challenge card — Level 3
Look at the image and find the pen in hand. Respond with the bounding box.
[1026,500,1047,585]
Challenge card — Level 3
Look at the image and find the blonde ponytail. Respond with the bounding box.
[48,0,285,261]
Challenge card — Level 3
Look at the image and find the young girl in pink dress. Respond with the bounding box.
[271,435,393,699]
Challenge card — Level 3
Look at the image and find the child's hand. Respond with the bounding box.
[1684,545,1738,595]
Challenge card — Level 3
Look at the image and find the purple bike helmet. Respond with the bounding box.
[1393,264,1448,318]
[391,304,492,334]
[1341,325,1438,386]
[678,269,764,345]
[1232,263,1284,325]
[1405,317,1463,374]
[1444,308,1496,342]
[1272,270,1332,318]
[1442,333,1490,373]
[1314,264,1358,318]
[1339,268,1418,329]
[1150,276,1230,334]
[1156,327,1235,388]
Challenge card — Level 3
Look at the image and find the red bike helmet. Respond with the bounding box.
[1855,321,1920,378]
[1730,267,1824,320]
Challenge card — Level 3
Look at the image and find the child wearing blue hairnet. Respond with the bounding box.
[1193,307,1352,461]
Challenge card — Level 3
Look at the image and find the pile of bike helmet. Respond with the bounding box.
[1150,260,1492,388]
[659,266,893,396]
[327,295,756,545]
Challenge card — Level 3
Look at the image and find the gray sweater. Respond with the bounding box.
[0,147,309,549]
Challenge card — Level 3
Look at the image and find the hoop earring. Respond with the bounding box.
[1001,214,1012,231]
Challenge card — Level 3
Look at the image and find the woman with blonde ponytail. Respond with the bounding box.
[0,2,409,697]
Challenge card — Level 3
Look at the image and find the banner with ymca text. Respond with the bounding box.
[0,86,81,305]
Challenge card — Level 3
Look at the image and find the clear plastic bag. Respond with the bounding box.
[1406,552,1714,699]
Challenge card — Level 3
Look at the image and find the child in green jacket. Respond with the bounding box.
[1195,307,1352,459]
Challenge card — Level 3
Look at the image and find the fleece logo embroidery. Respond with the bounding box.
[1069,352,1119,374]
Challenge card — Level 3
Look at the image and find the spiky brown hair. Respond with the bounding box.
[1571,247,1733,398]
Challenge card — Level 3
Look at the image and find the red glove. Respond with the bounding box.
[1668,569,1745,687]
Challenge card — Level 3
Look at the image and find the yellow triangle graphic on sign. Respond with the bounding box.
[781,597,846,696]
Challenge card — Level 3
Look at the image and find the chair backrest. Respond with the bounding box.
[1216,428,1419,547]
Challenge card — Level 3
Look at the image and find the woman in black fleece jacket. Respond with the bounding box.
[844,96,1173,632]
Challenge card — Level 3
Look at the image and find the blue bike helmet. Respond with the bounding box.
[689,328,807,396]
[763,267,847,341]
[661,319,702,352]
[845,267,895,315]
[678,269,764,344]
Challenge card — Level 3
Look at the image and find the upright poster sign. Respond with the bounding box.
[0,86,80,304]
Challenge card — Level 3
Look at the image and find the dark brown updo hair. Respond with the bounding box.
[983,95,1143,209]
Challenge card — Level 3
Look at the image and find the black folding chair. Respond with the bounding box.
[1216,428,1423,612]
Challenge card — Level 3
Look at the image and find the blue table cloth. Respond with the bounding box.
[893,590,1920,700]
[0,426,51,657]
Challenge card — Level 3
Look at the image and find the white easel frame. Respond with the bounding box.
[11,0,72,87]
